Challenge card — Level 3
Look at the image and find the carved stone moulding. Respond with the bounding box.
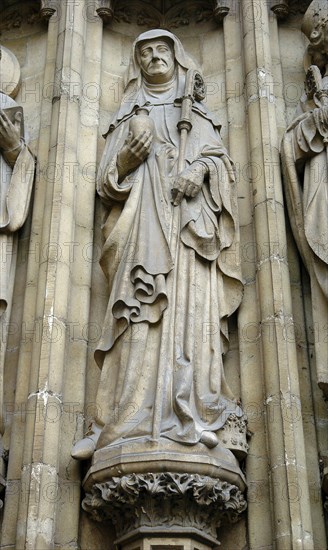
[95,0,115,24]
[271,0,312,19]
[0,0,58,32]
[117,536,216,550]
[39,0,58,21]
[0,1,58,36]
[0,2,40,35]
[95,0,229,29]
[217,413,249,460]
[82,472,247,548]
[271,0,290,19]
[83,438,246,491]
[213,0,230,23]
[271,0,289,19]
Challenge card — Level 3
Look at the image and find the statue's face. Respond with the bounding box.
[138,39,175,84]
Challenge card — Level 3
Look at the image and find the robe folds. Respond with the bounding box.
[94,74,244,450]
[281,88,328,392]
[282,99,328,299]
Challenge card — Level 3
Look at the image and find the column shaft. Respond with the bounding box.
[241,1,314,548]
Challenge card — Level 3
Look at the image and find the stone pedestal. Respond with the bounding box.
[83,439,246,490]
[82,439,246,546]
[117,535,219,550]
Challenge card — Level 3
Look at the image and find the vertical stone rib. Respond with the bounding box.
[1,15,59,550]
[54,6,103,548]
[289,240,327,549]
[223,4,273,548]
[270,14,327,548]
[241,1,314,548]
[4,2,96,548]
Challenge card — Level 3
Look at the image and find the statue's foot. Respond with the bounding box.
[200,431,219,449]
[71,437,96,460]
[71,424,101,460]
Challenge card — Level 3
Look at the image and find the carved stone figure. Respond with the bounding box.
[0,45,35,504]
[281,0,328,395]
[72,30,245,464]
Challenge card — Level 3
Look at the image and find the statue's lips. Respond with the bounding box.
[148,61,167,69]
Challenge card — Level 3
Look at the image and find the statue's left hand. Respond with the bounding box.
[0,109,21,152]
[172,162,208,206]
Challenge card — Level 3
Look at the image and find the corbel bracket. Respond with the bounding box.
[213,0,230,23]
[39,0,58,20]
[95,0,115,24]
[271,0,290,20]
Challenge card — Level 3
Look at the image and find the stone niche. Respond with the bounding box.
[79,1,248,549]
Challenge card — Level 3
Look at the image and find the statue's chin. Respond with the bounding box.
[143,66,176,85]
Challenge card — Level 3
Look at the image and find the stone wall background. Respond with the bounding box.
[0,1,327,548]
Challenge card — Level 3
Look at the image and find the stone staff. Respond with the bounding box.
[176,68,206,173]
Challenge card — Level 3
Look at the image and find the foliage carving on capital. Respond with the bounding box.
[82,473,247,540]
[96,0,225,28]
[0,2,41,34]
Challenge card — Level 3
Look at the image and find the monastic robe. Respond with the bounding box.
[282,90,328,299]
[94,40,243,450]
[282,82,328,393]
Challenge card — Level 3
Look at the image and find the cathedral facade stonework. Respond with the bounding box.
[0,1,327,549]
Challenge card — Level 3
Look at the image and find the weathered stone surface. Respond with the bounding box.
[82,472,246,545]
[281,0,328,397]
[0,1,327,548]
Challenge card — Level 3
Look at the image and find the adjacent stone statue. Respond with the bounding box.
[281,0,328,395]
[0,45,35,503]
[73,29,245,461]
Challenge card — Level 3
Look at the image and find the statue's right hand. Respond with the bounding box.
[117,130,152,181]
[318,105,328,122]
[0,108,21,152]
[313,105,328,135]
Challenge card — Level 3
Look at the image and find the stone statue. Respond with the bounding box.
[281,0,328,395]
[0,45,35,503]
[72,29,246,461]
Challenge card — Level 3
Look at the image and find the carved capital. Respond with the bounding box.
[39,0,58,20]
[217,413,249,459]
[82,472,247,544]
[95,0,115,24]
[213,0,230,23]
[271,0,289,19]
[95,1,218,29]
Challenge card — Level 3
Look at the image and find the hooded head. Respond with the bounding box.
[104,30,204,136]
[123,29,198,91]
